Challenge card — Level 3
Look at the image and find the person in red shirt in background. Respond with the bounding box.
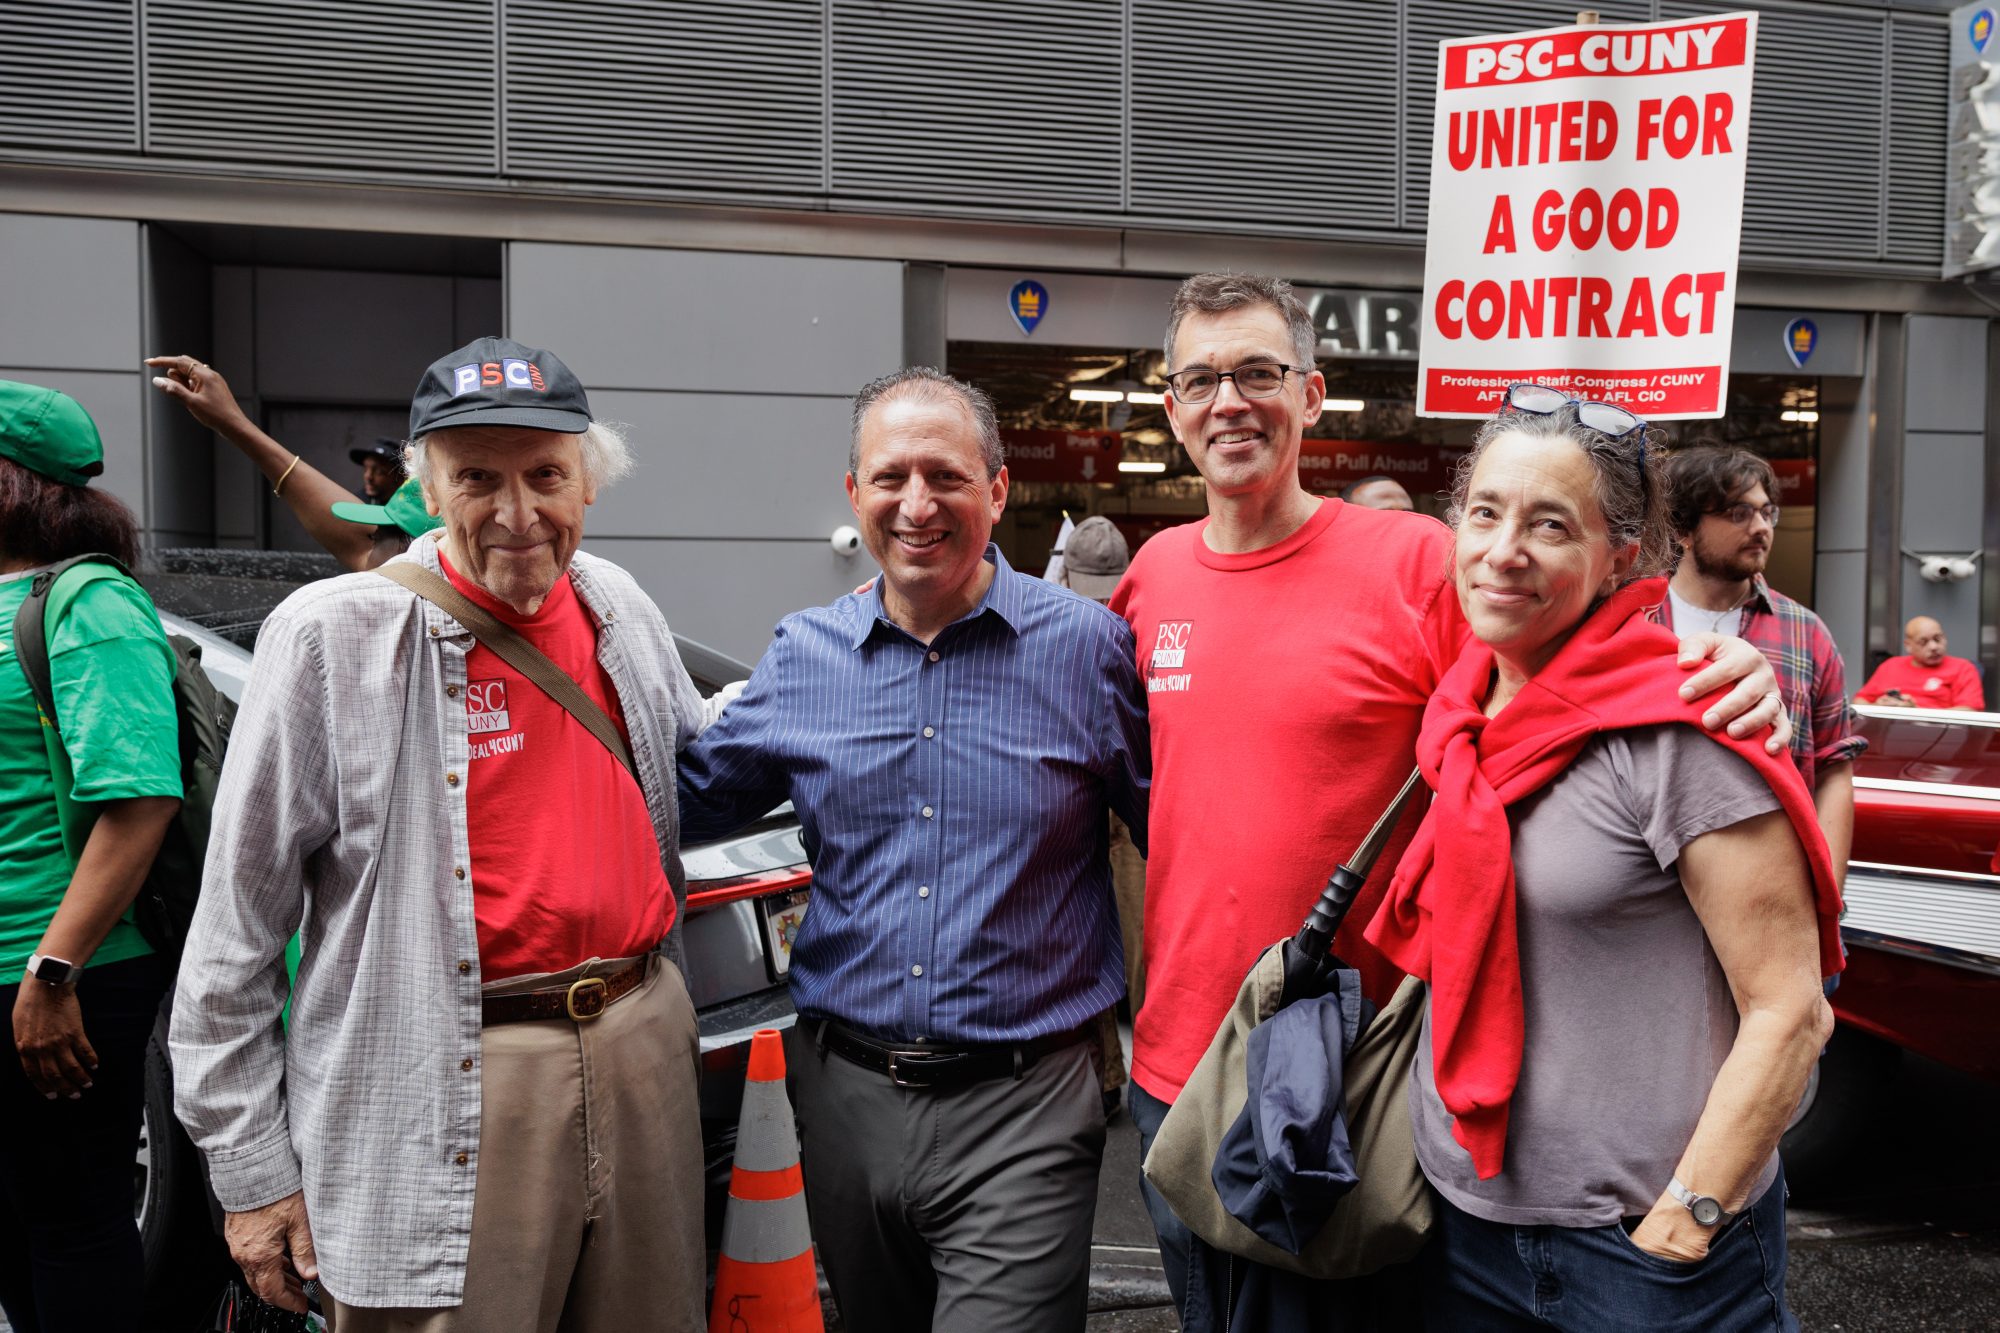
[1110,272,1796,1326]
[1857,616,1985,710]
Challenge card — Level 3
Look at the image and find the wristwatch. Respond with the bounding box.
[1667,1177,1733,1228]
[24,954,79,987]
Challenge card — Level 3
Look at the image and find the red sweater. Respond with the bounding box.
[1364,579,1845,1179]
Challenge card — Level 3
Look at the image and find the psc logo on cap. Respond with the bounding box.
[410,337,592,438]
[451,359,549,398]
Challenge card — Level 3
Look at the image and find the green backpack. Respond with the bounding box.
[10,554,235,962]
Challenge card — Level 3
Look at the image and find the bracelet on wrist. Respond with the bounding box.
[273,454,302,497]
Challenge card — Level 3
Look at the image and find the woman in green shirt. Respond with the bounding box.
[0,381,183,1333]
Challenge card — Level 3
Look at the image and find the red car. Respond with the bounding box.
[1781,701,2000,1189]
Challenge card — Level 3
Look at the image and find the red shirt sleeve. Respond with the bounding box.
[1953,658,1986,710]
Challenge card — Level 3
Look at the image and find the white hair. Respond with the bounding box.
[403,420,633,491]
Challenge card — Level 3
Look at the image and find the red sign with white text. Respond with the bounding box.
[1000,428,1123,483]
[1769,457,1817,507]
[1418,13,1757,419]
[1297,440,1467,494]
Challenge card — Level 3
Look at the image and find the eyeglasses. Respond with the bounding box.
[1163,362,1309,405]
[1500,383,1648,439]
[1708,502,1781,527]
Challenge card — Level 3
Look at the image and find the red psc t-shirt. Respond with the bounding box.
[1111,500,1468,1102]
[1856,654,1984,710]
[440,552,673,981]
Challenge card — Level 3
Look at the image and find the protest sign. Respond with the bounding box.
[1417,14,1758,419]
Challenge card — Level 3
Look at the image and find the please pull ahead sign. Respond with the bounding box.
[1416,14,1758,419]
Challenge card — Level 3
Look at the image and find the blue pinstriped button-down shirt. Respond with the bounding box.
[677,547,1150,1043]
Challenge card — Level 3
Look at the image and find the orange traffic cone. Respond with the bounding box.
[709,1028,823,1332]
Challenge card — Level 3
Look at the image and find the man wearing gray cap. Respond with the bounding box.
[171,337,710,1329]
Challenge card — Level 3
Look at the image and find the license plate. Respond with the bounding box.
[762,889,809,977]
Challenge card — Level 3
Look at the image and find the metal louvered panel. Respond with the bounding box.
[144,1,496,173]
[0,1,138,151]
[502,1,824,192]
[828,0,1123,210]
[1655,2,1886,263]
[1401,1,1651,233]
[1129,0,1400,232]
[1885,14,1948,268]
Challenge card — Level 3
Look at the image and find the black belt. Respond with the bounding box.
[809,1018,1092,1089]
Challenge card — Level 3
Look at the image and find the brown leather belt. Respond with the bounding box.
[481,960,647,1025]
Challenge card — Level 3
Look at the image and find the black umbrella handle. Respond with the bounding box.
[1293,767,1427,963]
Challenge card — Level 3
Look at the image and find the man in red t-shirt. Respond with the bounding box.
[173,338,711,1329]
[1112,273,1796,1321]
[1857,616,1985,710]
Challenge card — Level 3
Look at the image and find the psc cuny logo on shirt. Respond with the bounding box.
[467,679,526,759]
[1149,621,1195,694]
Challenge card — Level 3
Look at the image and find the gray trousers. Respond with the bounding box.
[784,1026,1107,1333]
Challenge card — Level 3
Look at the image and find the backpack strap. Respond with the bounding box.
[374,562,636,779]
[10,553,135,733]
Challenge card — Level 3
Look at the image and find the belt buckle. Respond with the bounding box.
[566,976,609,1022]
[886,1050,925,1088]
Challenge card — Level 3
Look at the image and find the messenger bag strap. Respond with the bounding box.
[374,562,636,779]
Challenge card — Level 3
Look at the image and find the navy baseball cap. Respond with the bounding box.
[348,437,404,467]
[408,337,592,437]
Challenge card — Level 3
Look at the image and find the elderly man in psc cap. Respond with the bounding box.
[172,337,710,1330]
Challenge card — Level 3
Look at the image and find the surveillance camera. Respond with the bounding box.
[1921,556,1952,583]
[830,525,862,557]
[1946,557,1980,583]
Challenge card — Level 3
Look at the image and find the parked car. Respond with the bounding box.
[1780,701,2000,1192]
[132,551,807,1315]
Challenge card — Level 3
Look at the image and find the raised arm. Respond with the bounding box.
[147,355,378,571]
[1627,808,1832,1261]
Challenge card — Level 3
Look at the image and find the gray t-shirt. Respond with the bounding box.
[1410,723,1783,1227]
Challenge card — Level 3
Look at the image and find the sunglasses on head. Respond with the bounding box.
[1500,383,1648,440]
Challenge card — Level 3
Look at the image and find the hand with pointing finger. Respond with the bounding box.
[145,355,253,437]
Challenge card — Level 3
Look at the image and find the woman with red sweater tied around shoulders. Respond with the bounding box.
[1365,384,1844,1333]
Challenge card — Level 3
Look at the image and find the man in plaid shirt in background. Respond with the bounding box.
[1649,446,1867,895]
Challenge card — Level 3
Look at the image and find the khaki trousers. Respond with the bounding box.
[327,956,706,1333]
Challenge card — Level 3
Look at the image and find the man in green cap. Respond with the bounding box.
[330,476,444,569]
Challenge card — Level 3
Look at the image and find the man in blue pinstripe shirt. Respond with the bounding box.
[678,367,1150,1333]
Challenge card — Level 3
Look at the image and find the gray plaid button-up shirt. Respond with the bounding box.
[170,533,705,1307]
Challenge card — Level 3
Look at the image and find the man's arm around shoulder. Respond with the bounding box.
[1091,609,1151,856]
[676,619,799,843]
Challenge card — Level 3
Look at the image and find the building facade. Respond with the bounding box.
[1,0,1992,679]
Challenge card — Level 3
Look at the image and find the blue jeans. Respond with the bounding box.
[1129,1081,1196,1313]
[1421,1170,1798,1332]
